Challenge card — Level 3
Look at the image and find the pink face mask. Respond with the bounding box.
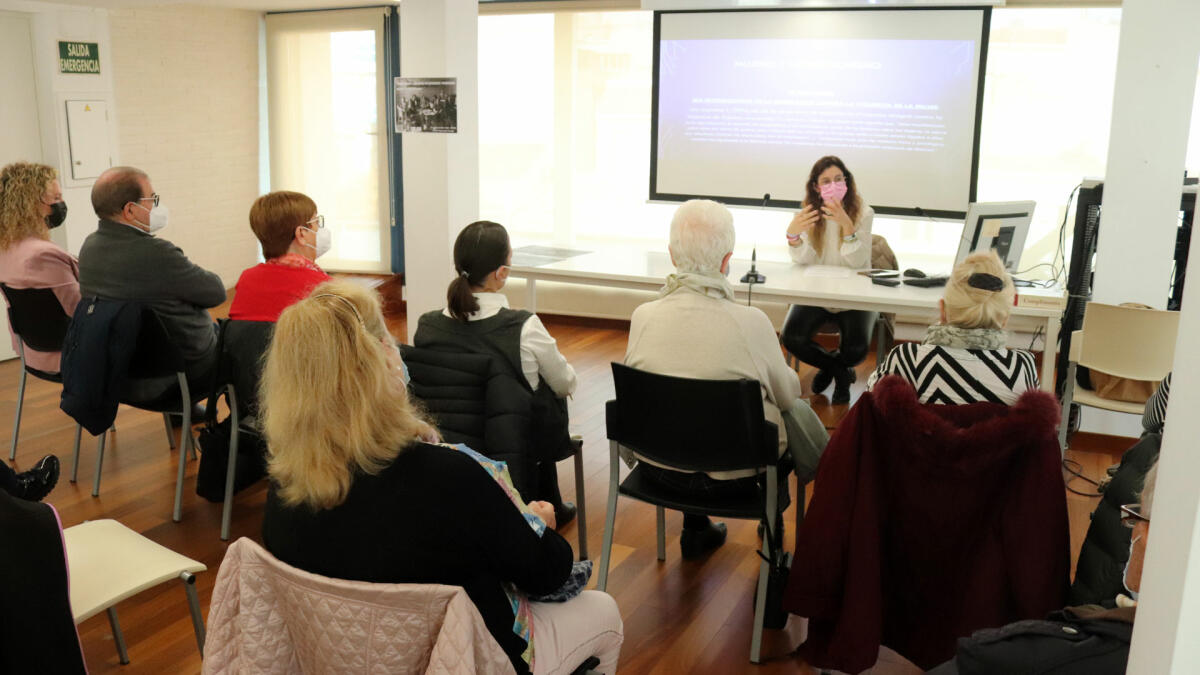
[820,180,848,203]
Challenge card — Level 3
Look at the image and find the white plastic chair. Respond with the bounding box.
[63,519,207,665]
[1059,302,1179,449]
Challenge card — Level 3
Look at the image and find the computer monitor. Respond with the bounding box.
[955,201,1036,273]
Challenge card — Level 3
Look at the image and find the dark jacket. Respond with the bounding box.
[78,219,225,365]
[783,376,1070,673]
[929,605,1134,675]
[0,491,87,674]
[410,310,571,501]
[262,442,574,675]
[60,296,143,435]
[1069,433,1160,605]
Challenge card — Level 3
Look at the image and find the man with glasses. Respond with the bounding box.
[78,166,227,397]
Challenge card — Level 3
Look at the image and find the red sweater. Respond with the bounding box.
[229,260,330,322]
[784,376,1069,673]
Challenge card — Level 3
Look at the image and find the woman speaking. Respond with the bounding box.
[781,155,876,404]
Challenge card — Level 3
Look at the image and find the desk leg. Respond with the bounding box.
[526,277,537,314]
[1041,315,1058,393]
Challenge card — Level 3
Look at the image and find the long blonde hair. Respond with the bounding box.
[942,250,1015,330]
[0,162,56,250]
[260,280,425,510]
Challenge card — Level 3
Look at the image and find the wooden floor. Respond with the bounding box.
[1,284,1126,675]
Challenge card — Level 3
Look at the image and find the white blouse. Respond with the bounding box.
[442,292,578,397]
[788,202,875,269]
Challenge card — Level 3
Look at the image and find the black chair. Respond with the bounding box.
[401,343,588,559]
[1,284,82,463]
[205,318,274,540]
[600,362,789,664]
[70,307,205,520]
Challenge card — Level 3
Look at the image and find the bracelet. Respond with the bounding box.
[843,233,858,243]
[786,233,801,242]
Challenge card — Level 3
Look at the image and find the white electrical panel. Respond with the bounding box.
[65,100,111,181]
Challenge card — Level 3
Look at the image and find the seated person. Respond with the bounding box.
[0,456,59,502]
[79,166,226,396]
[413,220,579,527]
[624,199,829,558]
[928,462,1156,674]
[229,191,331,322]
[0,161,81,374]
[259,281,623,675]
[867,250,1038,405]
[1142,372,1170,434]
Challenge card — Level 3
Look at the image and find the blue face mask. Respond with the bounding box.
[1122,533,1142,600]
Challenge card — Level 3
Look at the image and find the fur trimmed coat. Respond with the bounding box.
[783,376,1070,673]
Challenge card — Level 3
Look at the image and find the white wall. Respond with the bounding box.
[108,5,260,288]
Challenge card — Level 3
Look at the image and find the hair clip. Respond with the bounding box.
[312,294,364,324]
[458,269,470,279]
[966,272,1004,292]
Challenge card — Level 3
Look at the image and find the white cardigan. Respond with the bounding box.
[788,202,875,269]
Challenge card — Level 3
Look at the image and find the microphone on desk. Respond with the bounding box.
[740,194,769,287]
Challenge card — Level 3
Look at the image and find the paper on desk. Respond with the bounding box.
[803,265,853,279]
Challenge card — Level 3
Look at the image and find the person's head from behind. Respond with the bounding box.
[249,191,325,261]
[669,199,735,276]
[0,162,63,250]
[91,166,163,233]
[940,251,1015,330]
[447,220,511,321]
[1123,462,1157,596]
[260,279,424,510]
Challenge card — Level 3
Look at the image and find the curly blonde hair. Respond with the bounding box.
[260,280,426,510]
[0,162,56,251]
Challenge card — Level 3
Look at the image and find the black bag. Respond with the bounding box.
[195,417,267,502]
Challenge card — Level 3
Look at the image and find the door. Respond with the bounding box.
[266,8,391,273]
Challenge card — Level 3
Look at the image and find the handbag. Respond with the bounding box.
[195,417,267,502]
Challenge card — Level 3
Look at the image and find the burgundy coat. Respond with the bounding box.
[784,376,1069,673]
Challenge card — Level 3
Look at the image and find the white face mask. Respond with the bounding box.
[1123,533,1142,600]
[136,202,169,233]
[302,225,332,259]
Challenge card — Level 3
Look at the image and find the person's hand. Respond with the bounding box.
[528,500,557,530]
[787,206,820,243]
[821,199,855,236]
[417,421,441,444]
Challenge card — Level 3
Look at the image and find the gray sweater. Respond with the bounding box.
[79,219,226,364]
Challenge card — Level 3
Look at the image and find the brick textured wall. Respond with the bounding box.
[109,6,260,288]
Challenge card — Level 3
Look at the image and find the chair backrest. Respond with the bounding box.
[608,362,777,473]
[216,319,275,417]
[0,492,88,674]
[0,284,72,353]
[1077,302,1179,381]
[127,306,188,378]
[203,538,513,675]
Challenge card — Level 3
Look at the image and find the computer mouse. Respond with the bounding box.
[903,268,927,278]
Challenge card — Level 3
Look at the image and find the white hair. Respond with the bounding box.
[669,199,735,274]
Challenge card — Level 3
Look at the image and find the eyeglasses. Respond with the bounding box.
[818,175,846,185]
[138,194,161,207]
[307,214,325,230]
[1120,503,1150,528]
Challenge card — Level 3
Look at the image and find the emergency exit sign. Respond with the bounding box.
[59,42,100,74]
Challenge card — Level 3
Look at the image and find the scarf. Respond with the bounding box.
[660,270,735,301]
[923,323,1007,350]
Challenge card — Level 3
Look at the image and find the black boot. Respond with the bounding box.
[810,368,834,395]
[831,367,857,405]
[14,455,60,502]
[681,520,728,559]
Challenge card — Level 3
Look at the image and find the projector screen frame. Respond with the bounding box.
[649,5,993,221]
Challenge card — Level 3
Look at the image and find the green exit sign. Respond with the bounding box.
[59,41,100,74]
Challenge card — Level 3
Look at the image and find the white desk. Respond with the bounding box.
[509,249,1065,393]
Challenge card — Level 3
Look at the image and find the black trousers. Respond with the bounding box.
[780,304,878,371]
[0,462,17,497]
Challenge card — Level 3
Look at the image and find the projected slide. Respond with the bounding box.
[653,8,989,217]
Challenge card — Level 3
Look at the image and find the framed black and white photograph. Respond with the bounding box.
[394,77,457,133]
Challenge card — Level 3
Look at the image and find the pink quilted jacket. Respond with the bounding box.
[203,538,515,674]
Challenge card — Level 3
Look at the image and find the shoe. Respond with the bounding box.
[831,368,855,405]
[680,521,727,559]
[810,368,834,395]
[553,501,577,529]
[14,455,60,502]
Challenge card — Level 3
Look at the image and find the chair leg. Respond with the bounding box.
[750,468,780,664]
[92,433,107,497]
[598,441,621,592]
[173,374,191,523]
[10,365,26,461]
[656,506,666,562]
[1059,363,1077,453]
[106,606,131,665]
[182,572,206,654]
[163,413,177,450]
[71,427,84,483]
[572,439,588,560]
[221,388,239,541]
